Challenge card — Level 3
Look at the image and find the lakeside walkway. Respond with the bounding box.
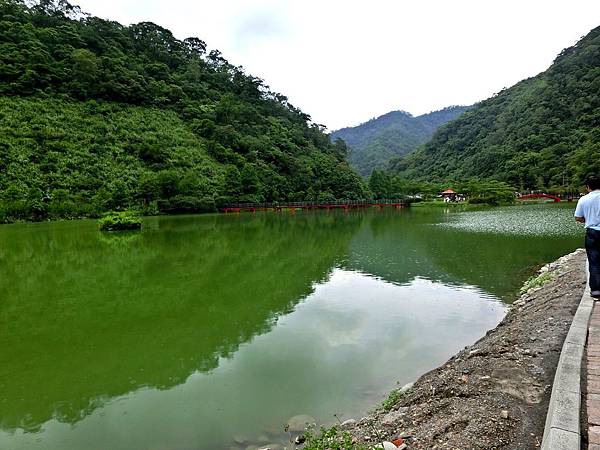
[541,261,593,449]
[587,303,600,449]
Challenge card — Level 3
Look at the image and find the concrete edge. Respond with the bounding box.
[541,263,593,450]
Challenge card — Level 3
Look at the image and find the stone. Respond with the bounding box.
[500,410,509,419]
[381,408,409,426]
[286,414,316,432]
[399,382,414,394]
[258,444,285,450]
[373,442,397,450]
[589,425,600,445]
[294,434,306,445]
[341,419,357,428]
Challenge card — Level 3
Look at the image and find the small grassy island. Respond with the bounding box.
[98,213,142,232]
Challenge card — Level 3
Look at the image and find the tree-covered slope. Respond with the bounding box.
[331,106,469,177]
[391,26,600,189]
[0,0,366,221]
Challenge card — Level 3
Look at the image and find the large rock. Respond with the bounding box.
[286,414,316,432]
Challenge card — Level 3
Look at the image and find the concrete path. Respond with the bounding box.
[587,301,600,449]
[541,269,593,450]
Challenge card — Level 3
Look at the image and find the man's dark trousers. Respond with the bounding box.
[586,228,600,296]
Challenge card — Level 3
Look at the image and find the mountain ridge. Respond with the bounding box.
[390,25,600,189]
[331,106,470,177]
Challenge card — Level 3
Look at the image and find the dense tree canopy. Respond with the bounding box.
[0,0,367,221]
[368,170,515,205]
[390,26,600,190]
[331,106,470,177]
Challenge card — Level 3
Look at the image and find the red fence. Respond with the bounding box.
[220,199,408,213]
[517,193,562,202]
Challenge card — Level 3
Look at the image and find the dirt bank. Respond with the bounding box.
[339,249,588,450]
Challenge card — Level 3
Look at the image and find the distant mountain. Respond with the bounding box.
[390,26,600,190]
[331,106,470,177]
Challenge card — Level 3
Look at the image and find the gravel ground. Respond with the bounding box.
[339,249,588,450]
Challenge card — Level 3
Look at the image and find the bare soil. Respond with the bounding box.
[342,249,588,450]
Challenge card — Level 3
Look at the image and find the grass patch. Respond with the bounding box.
[381,388,403,411]
[381,384,412,411]
[520,270,557,294]
[303,426,368,450]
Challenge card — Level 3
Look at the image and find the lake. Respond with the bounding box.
[0,204,584,450]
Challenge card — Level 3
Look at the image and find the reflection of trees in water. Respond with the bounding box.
[1,208,579,434]
[345,208,581,299]
[0,212,363,433]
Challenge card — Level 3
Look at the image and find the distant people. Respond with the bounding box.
[575,175,600,299]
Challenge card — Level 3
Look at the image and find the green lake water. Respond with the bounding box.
[0,204,584,450]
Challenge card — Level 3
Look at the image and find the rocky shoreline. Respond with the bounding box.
[333,249,588,450]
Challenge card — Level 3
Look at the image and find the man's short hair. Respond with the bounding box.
[585,174,600,190]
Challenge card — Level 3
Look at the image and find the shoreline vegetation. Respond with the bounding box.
[0,175,556,225]
[0,195,573,226]
[296,250,587,450]
[1,2,593,225]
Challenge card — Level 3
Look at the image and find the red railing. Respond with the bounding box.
[220,199,409,213]
[517,193,562,202]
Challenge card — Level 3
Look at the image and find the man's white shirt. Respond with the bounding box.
[575,190,600,230]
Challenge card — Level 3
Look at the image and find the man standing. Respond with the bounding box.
[575,175,600,299]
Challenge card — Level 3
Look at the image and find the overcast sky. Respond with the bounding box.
[75,0,600,130]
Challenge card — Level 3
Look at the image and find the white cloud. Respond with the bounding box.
[75,0,600,130]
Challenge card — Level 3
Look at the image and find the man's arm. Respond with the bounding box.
[575,198,585,223]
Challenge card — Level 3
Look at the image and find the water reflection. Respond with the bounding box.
[0,205,583,449]
[0,213,362,434]
[346,205,582,299]
[1,270,506,450]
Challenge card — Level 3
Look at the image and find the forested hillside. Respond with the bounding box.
[331,106,469,177]
[0,0,366,221]
[390,26,600,189]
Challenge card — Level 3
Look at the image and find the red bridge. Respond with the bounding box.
[517,193,562,202]
[220,199,409,213]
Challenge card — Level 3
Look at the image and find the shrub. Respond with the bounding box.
[98,212,142,231]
